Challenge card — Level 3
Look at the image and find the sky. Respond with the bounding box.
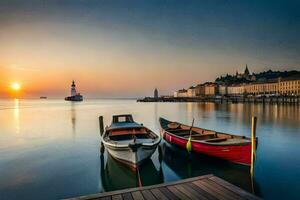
[0,0,300,98]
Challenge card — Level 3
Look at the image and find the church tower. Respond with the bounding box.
[71,80,77,96]
[244,64,250,76]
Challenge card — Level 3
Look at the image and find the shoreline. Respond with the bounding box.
[137,96,300,104]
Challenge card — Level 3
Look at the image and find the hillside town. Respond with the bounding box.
[174,65,300,98]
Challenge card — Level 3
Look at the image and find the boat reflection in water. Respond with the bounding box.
[100,141,260,196]
[161,142,259,194]
[100,154,164,192]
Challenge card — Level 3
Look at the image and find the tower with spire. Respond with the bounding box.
[244,64,250,76]
[235,64,251,80]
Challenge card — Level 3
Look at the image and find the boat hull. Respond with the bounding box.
[104,143,158,168]
[161,129,251,165]
[65,95,83,101]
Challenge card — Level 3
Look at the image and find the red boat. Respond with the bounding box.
[159,118,256,166]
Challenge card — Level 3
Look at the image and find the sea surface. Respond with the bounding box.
[0,99,299,200]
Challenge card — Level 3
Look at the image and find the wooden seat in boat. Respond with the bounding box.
[109,128,147,136]
[185,133,216,140]
[173,130,201,136]
[205,138,227,143]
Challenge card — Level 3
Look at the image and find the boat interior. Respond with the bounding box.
[105,115,158,141]
[108,127,157,141]
[165,122,250,144]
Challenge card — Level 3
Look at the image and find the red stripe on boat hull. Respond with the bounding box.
[161,130,251,166]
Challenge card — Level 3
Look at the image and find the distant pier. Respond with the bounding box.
[65,174,260,200]
[137,96,300,104]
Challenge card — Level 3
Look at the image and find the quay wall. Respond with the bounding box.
[137,96,300,104]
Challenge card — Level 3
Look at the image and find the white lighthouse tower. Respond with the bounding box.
[65,80,83,101]
[71,80,77,96]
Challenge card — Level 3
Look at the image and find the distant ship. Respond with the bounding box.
[40,96,47,99]
[65,80,83,101]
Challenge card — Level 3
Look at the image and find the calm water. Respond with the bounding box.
[0,99,300,200]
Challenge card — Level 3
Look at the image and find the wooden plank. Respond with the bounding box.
[174,183,208,200]
[187,182,218,200]
[209,176,261,200]
[193,180,228,200]
[167,185,191,200]
[199,179,240,200]
[131,191,144,200]
[99,197,111,200]
[158,187,180,200]
[181,183,211,200]
[141,190,156,200]
[65,175,214,200]
[150,188,169,200]
[202,179,244,200]
[111,194,123,200]
[65,175,260,200]
[122,193,133,200]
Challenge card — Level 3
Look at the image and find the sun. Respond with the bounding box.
[11,83,21,91]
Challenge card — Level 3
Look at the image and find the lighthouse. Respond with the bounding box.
[65,80,83,101]
[71,80,77,96]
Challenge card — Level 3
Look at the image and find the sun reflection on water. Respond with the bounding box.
[13,99,20,134]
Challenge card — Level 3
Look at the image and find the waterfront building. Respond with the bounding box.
[204,83,218,96]
[227,84,246,96]
[244,78,300,96]
[205,77,299,97]
[279,78,300,96]
[173,92,177,97]
[173,68,300,98]
[195,84,205,96]
[154,88,158,99]
[218,85,228,96]
[174,89,188,97]
[187,86,196,97]
[245,81,278,95]
[194,83,218,96]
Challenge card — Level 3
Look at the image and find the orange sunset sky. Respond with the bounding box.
[0,1,299,98]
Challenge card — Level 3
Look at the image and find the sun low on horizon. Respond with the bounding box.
[8,82,22,98]
[11,82,21,91]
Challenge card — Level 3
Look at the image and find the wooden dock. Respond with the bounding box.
[65,174,260,200]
